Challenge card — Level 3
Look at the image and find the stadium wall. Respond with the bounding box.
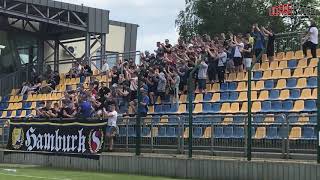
[0,151,319,180]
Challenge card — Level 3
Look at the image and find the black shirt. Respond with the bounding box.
[267,34,275,49]
[243,44,253,58]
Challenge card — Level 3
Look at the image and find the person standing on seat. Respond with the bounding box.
[303,20,318,58]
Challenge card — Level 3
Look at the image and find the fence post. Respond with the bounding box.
[135,72,142,156]
[187,65,199,158]
[317,58,320,163]
[247,67,252,161]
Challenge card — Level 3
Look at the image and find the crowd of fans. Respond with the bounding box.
[16,23,279,119]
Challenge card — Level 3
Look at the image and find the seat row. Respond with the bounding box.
[255,58,318,70]
[274,49,320,61]
[203,77,317,93]
[253,67,317,80]
[150,100,317,114]
[118,126,316,140]
[0,110,36,118]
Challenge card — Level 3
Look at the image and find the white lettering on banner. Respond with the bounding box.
[24,127,86,153]
[77,129,86,153]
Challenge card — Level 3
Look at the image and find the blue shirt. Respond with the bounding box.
[80,101,92,118]
[138,95,150,113]
[252,31,265,49]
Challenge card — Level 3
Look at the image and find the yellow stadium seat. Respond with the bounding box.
[228,73,237,81]
[278,61,287,69]
[309,58,318,67]
[211,93,220,102]
[237,72,247,81]
[317,49,320,57]
[202,127,212,138]
[253,81,264,90]
[252,91,258,101]
[289,127,301,140]
[312,89,317,99]
[30,102,36,109]
[93,69,99,76]
[261,62,270,70]
[294,50,304,59]
[238,92,247,101]
[240,102,248,113]
[285,51,294,60]
[177,104,186,114]
[258,90,269,100]
[281,69,291,79]
[255,127,266,139]
[262,54,268,62]
[252,102,261,112]
[16,103,22,110]
[193,104,203,114]
[296,78,307,88]
[160,115,168,124]
[7,103,14,110]
[262,70,272,80]
[292,100,304,112]
[179,95,187,103]
[275,79,286,89]
[65,78,71,84]
[276,52,285,60]
[194,94,203,103]
[304,67,316,77]
[306,50,312,58]
[10,111,17,118]
[1,111,7,118]
[298,115,309,124]
[221,103,231,113]
[297,58,307,68]
[264,115,275,123]
[279,90,290,100]
[222,115,233,125]
[206,84,212,92]
[253,63,261,71]
[19,110,26,118]
[9,96,15,102]
[230,103,240,112]
[237,82,247,91]
[148,106,154,113]
[272,69,282,79]
[292,68,304,78]
[211,83,220,92]
[270,61,278,69]
[300,89,312,99]
[184,127,189,138]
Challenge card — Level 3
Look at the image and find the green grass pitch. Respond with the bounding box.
[0,164,184,180]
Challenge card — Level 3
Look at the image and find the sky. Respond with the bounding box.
[60,0,185,52]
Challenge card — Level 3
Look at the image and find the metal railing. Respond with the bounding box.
[274,31,305,53]
[0,63,33,96]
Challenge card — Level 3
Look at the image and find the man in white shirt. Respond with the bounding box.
[303,20,318,58]
[217,47,227,83]
[101,59,110,73]
[103,104,118,152]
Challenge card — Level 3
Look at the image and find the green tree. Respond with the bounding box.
[176,0,319,40]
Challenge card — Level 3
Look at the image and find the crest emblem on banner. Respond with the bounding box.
[11,128,24,149]
[88,129,104,153]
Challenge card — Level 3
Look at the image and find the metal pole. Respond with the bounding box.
[85,32,91,65]
[135,73,142,156]
[317,58,320,163]
[247,67,252,161]
[187,65,199,158]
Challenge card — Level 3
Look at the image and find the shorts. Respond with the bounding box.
[106,126,118,136]
[233,57,243,67]
[198,79,206,90]
[243,58,252,68]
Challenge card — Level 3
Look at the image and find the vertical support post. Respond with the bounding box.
[85,32,91,65]
[317,58,320,163]
[37,39,44,74]
[136,72,142,156]
[187,65,199,158]
[54,40,59,72]
[100,33,106,69]
[247,67,252,161]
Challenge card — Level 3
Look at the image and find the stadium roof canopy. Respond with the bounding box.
[0,0,109,39]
